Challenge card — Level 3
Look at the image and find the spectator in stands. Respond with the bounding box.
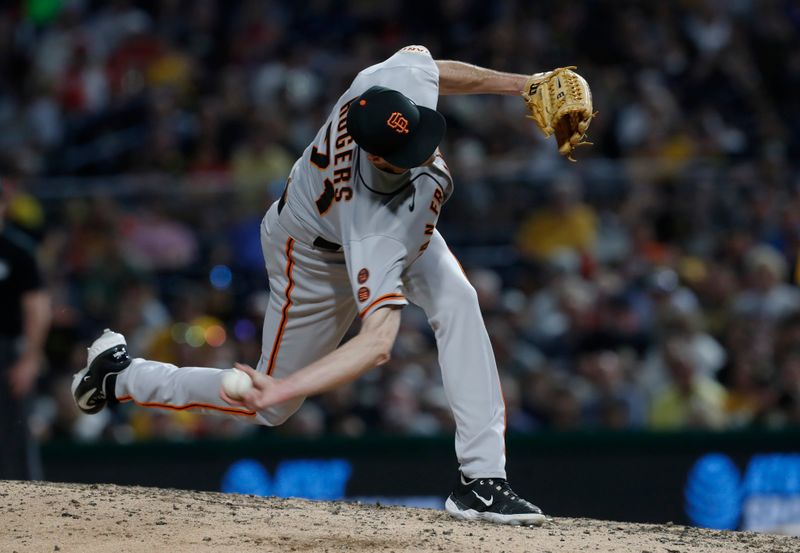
[231,124,294,199]
[733,244,800,320]
[516,175,598,262]
[719,353,772,428]
[649,337,728,430]
[768,349,800,427]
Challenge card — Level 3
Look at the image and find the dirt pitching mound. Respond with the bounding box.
[1,480,797,552]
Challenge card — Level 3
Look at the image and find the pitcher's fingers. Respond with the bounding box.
[234,362,269,389]
[220,387,247,407]
[240,389,265,411]
[233,362,257,376]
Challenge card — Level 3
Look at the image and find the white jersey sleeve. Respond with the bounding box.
[345,234,409,319]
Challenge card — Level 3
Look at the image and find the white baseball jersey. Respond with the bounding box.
[114,46,508,480]
[280,45,453,318]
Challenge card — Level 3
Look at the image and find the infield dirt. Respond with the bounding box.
[1,480,797,552]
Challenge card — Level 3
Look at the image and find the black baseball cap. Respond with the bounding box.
[346,86,446,169]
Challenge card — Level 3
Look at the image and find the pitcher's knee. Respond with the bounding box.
[440,279,481,315]
[256,397,304,426]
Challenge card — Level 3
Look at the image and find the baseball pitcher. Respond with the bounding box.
[73,45,594,525]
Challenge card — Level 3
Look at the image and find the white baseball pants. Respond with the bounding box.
[114,202,506,478]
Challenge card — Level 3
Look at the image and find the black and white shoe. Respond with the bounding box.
[71,329,131,414]
[445,472,546,526]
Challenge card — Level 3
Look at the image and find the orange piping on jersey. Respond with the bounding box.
[448,247,468,279]
[359,293,406,318]
[267,237,296,375]
[116,396,256,416]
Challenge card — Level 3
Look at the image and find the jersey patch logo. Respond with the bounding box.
[358,268,369,284]
[400,45,429,55]
[387,112,410,134]
[358,286,370,302]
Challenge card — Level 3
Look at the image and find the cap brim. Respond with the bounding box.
[383,107,446,169]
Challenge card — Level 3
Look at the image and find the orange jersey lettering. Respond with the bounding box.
[333,167,352,184]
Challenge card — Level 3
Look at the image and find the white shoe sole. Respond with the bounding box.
[445,497,546,526]
[86,329,127,365]
[71,330,128,411]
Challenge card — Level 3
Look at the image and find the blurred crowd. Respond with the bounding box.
[1,0,800,442]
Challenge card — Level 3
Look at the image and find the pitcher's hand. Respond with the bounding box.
[219,363,284,411]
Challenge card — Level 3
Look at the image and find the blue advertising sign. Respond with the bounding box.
[686,453,800,532]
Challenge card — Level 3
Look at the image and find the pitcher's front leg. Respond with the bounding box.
[403,231,506,479]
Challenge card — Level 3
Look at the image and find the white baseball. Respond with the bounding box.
[222,368,253,399]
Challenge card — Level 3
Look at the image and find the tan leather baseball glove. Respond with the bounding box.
[521,67,596,162]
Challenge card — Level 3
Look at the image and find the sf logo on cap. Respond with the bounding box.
[387,112,410,134]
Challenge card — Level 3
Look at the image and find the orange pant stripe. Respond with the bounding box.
[267,237,296,376]
[117,395,256,416]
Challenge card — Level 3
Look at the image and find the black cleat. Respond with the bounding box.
[71,329,131,414]
[445,472,546,526]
